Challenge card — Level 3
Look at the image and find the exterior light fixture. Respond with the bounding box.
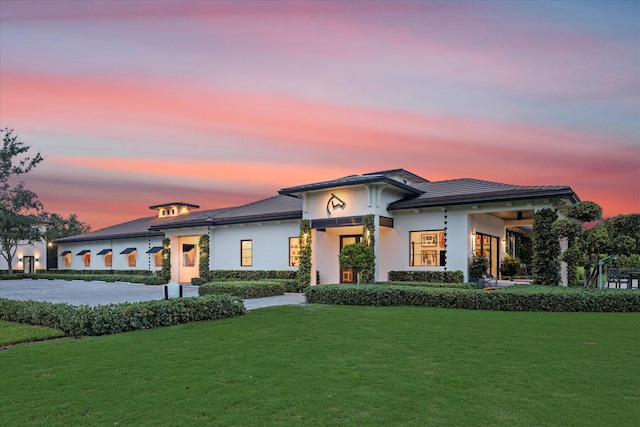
[19,257,22,262]
[36,258,39,262]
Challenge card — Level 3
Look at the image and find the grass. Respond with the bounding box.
[1,305,638,426]
[0,321,64,346]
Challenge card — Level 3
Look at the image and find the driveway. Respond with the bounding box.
[0,279,306,310]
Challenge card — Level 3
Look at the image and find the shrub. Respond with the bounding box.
[198,281,285,299]
[500,255,521,278]
[29,269,154,276]
[387,270,464,283]
[203,270,296,282]
[468,255,489,280]
[304,284,640,312]
[7,273,167,285]
[0,295,246,336]
[375,281,476,290]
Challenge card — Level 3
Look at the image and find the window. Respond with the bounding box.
[410,230,446,267]
[183,244,196,267]
[128,251,137,267]
[104,252,112,267]
[241,240,252,267]
[64,254,71,268]
[289,237,300,267]
[154,252,163,268]
[83,253,91,268]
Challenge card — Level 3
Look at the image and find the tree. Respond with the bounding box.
[296,220,312,288]
[39,212,91,269]
[532,208,561,286]
[339,243,375,284]
[0,129,44,273]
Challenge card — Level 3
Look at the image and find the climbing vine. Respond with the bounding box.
[361,214,376,283]
[532,208,560,286]
[198,233,210,280]
[160,237,171,283]
[296,220,312,288]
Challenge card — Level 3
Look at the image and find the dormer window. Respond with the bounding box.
[149,202,200,218]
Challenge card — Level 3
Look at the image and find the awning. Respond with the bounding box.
[76,250,90,256]
[146,246,163,254]
[96,249,112,255]
[60,251,71,256]
[120,247,137,254]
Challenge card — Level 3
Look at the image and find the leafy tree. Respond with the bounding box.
[39,212,91,269]
[339,243,375,284]
[0,129,44,273]
[360,214,376,284]
[532,208,560,286]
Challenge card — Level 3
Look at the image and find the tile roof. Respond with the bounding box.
[388,178,578,210]
[56,195,302,242]
[279,171,423,196]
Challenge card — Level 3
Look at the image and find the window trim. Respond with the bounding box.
[241,239,253,267]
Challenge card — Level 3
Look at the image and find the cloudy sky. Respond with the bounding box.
[1,0,638,230]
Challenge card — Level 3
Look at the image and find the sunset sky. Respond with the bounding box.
[1,0,638,230]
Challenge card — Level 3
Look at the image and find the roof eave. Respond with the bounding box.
[388,188,578,211]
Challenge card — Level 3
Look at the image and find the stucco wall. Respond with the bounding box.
[57,236,164,271]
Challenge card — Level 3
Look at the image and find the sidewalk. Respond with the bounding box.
[0,279,305,309]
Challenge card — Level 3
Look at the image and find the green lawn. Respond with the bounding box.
[1,305,638,426]
[0,320,64,346]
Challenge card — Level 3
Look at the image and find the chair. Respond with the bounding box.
[606,268,630,289]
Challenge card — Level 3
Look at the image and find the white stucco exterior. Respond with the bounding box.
[55,169,579,284]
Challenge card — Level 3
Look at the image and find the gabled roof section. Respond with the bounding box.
[149,195,302,230]
[55,216,167,243]
[279,169,425,197]
[388,178,579,210]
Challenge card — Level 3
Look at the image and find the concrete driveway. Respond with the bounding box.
[0,279,305,310]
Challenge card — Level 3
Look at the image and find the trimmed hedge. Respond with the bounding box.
[374,281,476,290]
[36,269,155,276]
[0,295,246,336]
[388,270,464,283]
[304,284,640,312]
[0,274,166,285]
[204,270,296,282]
[198,281,286,299]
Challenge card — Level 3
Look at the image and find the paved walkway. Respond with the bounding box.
[0,279,306,310]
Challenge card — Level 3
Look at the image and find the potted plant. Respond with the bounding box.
[469,255,489,287]
[500,254,520,280]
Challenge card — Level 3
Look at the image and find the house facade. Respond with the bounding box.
[1,223,48,273]
[56,169,579,284]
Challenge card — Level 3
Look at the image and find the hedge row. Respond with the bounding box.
[388,270,464,283]
[374,281,477,290]
[37,269,155,276]
[198,281,286,299]
[1,274,166,285]
[304,285,640,312]
[0,295,246,336]
[203,270,296,282]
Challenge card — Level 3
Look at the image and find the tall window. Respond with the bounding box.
[289,237,300,267]
[154,252,162,268]
[475,233,498,276]
[64,254,71,268]
[241,240,252,267]
[128,251,137,267]
[104,252,112,267]
[410,230,446,267]
[183,244,196,267]
[83,253,91,268]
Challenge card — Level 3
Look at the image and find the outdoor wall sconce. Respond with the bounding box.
[36,258,39,262]
[18,257,22,262]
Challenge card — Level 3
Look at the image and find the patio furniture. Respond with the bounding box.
[622,270,640,289]
[606,268,630,289]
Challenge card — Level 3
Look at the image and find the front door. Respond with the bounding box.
[475,233,499,276]
[178,236,199,284]
[340,235,361,283]
[23,256,35,274]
